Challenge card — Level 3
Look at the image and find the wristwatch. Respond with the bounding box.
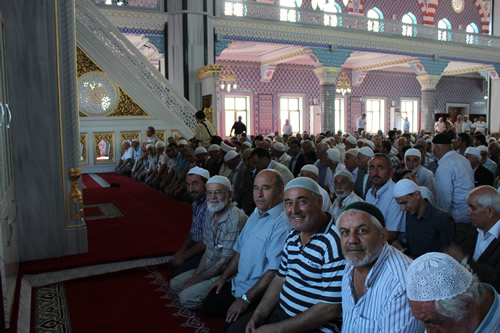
[242,293,251,305]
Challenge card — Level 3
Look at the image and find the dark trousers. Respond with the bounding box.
[168,251,203,277]
[203,281,236,318]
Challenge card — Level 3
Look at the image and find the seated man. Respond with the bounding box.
[407,252,500,332]
[115,140,134,175]
[299,164,332,213]
[393,179,454,258]
[251,147,294,185]
[465,147,494,187]
[170,176,247,308]
[404,148,435,195]
[237,177,345,333]
[203,170,292,329]
[168,167,210,276]
[446,185,500,292]
[330,169,363,221]
[337,202,424,333]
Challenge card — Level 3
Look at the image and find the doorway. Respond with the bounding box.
[446,103,470,122]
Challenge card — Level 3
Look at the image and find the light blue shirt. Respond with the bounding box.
[433,150,474,223]
[366,180,405,233]
[231,204,292,298]
[342,244,424,333]
[403,120,410,132]
[475,284,500,333]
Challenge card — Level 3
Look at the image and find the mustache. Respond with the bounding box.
[346,245,365,252]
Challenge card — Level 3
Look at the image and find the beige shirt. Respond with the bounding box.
[195,120,217,148]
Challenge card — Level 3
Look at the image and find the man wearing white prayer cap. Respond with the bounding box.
[407,252,500,333]
[221,150,243,188]
[344,135,357,150]
[323,148,346,200]
[344,148,359,182]
[477,145,497,177]
[299,165,332,213]
[337,202,424,333]
[330,169,363,221]
[171,175,247,309]
[353,146,374,199]
[393,179,454,258]
[404,148,436,195]
[206,144,223,177]
[271,142,291,169]
[241,177,345,333]
[465,147,494,187]
[221,141,237,153]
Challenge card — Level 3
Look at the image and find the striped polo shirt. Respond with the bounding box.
[277,215,345,333]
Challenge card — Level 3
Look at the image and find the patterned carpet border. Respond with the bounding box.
[84,203,124,220]
[34,284,71,333]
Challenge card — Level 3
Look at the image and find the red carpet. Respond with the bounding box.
[21,173,193,274]
[33,265,223,332]
[81,173,103,189]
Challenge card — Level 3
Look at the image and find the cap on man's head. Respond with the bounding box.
[208,144,220,152]
[224,150,239,162]
[432,133,452,145]
[346,136,357,145]
[345,148,359,157]
[341,202,385,227]
[206,175,231,191]
[300,164,319,176]
[477,145,488,152]
[155,141,166,149]
[334,169,353,182]
[393,179,420,198]
[327,148,341,163]
[187,166,210,180]
[177,139,189,146]
[242,141,252,148]
[359,146,374,158]
[273,142,286,152]
[194,147,208,155]
[407,252,473,302]
[284,177,320,196]
[465,147,481,159]
[404,148,421,159]
[221,142,236,152]
[132,138,139,143]
[366,140,375,150]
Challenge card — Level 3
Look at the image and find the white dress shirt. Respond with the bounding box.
[330,191,363,221]
[366,180,405,233]
[473,219,500,261]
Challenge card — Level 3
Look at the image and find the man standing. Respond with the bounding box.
[454,114,464,134]
[146,126,158,145]
[403,116,410,134]
[434,117,446,134]
[282,119,292,135]
[453,132,471,155]
[365,154,405,243]
[171,176,247,308]
[169,167,210,276]
[195,110,217,148]
[230,116,247,137]
[404,148,435,194]
[432,133,474,242]
[203,170,292,328]
[462,115,473,133]
[472,115,488,135]
[337,202,424,333]
[407,252,500,332]
[240,177,345,333]
[330,169,363,220]
[357,113,366,135]
[393,179,454,258]
[447,186,500,292]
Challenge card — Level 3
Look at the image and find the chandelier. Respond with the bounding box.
[219,66,237,92]
[336,71,352,95]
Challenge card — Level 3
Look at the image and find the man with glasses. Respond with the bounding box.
[171,175,248,309]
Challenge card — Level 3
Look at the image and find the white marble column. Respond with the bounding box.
[416,74,441,133]
[314,67,342,133]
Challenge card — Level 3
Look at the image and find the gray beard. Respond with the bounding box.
[207,199,228,213]
[346,242,385,268]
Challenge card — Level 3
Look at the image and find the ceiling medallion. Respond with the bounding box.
[452,0,464,14]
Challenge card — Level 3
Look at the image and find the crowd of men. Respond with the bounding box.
[114,111,500,332]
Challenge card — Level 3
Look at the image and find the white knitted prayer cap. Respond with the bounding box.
[273,142,286,152]
[206,175,231,190]
[358,147,374,158]
[177,139,189,146]
[327,148,340,163]
[346,136,357,145]
[465,147,481,159]
[477,145,488,152]
[284,177,320,195]
[155,141,166,149]
[345,148,359,157]
[407,252,473,302]
[194,147,208,155]
[224,150,239,162]
[366,140,375,150]
[208,144,220,152]
[187,166,210,180]
[393,179,420,198]
[242,141,252,148]
[334,169,353,182]
[404,148,421,159]
[300,164,319,176]
[221,142,236,152]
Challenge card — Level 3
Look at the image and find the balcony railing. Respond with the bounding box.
[92,0,162,11]
[219,0,500,49]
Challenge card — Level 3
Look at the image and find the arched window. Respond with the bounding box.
[437,18,451,41]
[322,1,342,27]
[402,12,417,37]
[280,0,303,22]
[224,2,246,16]
[367,7,383,32]
[466,23,479,45]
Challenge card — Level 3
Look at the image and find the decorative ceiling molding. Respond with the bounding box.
[351,56,415,72]
[101,8,167,31]
[260,47,312,66]
[442,65,488,76]
[214,18,500,64]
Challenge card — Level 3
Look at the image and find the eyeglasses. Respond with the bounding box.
[206,190,227,196]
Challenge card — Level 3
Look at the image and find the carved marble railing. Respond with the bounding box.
[220,0,500,49]
[92,0,162,11]
[76,0,196,131]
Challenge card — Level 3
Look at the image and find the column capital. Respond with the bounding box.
[416,74,441,90]
[314,66,342,84]
[197,64,221,80]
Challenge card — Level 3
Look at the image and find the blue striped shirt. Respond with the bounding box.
[277,216,345,333]
[190,197,208,243]
[341,244,424,333]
